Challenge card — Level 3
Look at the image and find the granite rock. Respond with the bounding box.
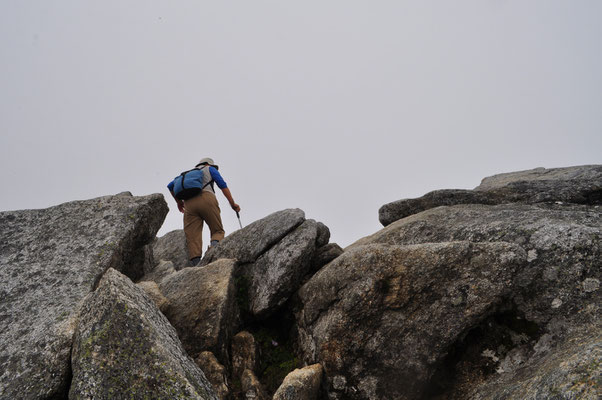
[0,193,167,399]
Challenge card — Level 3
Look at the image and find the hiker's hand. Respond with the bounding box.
[231,203,241,213]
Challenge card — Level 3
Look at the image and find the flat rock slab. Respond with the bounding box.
[70,268,217,399]
[249,219,318,318]
[160,259,239,364]
[379,165,602,226]
[475,164,602,191]
[0,192,167,399]
[297,241,526,400]
[201,209,305,265]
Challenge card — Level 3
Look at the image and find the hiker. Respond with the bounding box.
[167,157,241,266]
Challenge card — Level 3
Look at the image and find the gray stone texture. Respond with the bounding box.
[273,364,323,400]
[297,241,527,400]
[310,243,344,274]
[159,259,239,364]
[0,192,167,399]
[315,221,331,248]
[69,268,217,400]
[355,203,601,328]
[201,208,306,265]
[339,189,601,398]
[136,280,170,314]
[139,259,177,285]
[199,209,325,320]
[379,165,602,226]
[249,219,318,318]
[468,325,601,400]
[153,229,190,270]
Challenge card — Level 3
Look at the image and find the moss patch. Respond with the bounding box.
[248,309,301,395]
[73,299,198,399]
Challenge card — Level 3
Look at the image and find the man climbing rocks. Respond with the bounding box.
[167,157,241,266]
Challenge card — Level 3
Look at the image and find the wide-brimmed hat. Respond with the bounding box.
[196,157,219,169]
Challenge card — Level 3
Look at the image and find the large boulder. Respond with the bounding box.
[201,208,306,265]
[297,241,527,400]
[0,192,167,399]
[201,209,323,320]
[153,229,190,269]
[340,199,601,399]
[249,220,318,318]
[355,203,601,327]
[379,165,602,226]
[475,164,602,193]
[159,259,239,364]
[70,268,217,399]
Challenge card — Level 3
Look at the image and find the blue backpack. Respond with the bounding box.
[172,167,213,200]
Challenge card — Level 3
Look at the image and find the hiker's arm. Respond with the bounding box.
[170,191,185,213]
[167,181,185,213]
[210,167,240,212]
[220,188,241,212]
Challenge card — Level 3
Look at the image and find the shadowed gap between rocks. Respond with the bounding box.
[230,285,304,398]
[584,188,602,204]
[423,301,542,400]
[248,307,301,396]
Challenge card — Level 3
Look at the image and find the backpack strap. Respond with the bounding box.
[180,166,214,191]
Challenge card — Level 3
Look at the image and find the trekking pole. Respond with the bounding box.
[236,211,243,229]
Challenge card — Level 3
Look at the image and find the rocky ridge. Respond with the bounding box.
[0,165,599,399]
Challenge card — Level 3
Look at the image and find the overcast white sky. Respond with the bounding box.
[1,1,601,248]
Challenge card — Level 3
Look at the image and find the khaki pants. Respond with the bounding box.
[183,191,225,259]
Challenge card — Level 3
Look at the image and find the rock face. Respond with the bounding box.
[355,203,601,328]
[70,268,217,399]
[136,280,170,313]
[159,259,239,364]
[201,209,326,320]
[0,192,167,399]
[353,202,601,399]
[468,325,601,400]
[249,220,318,318]
[379,165,602,226]
[2,165,599,400]
[201,209,306,265]
[297,241,527,399]
[296,165,601,399]
[140,259,177,284]
[153,229,190,269]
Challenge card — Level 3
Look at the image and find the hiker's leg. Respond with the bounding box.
[183,204,204,260]
[199,192,225,242]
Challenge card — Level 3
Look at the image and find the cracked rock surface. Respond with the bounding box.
[0,192,167,399]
